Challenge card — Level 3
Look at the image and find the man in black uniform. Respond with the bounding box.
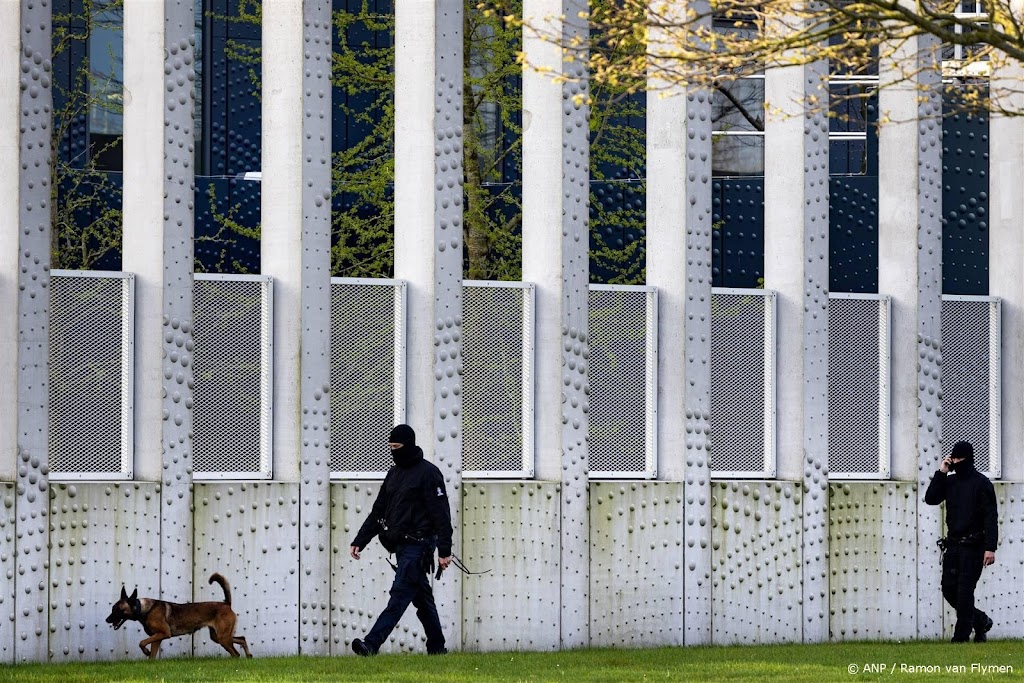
[924,440,998,643]
[349,424,453,656]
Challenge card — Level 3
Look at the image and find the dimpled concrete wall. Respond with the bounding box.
[1,475,1023,659]
[460,482,560,652]
[712,482,802,644]
[941,483,1024,640]
[431,0,465,649]
[48,484,160,661]
[683,44,714,649]
[15,0,53,663]
[1,483,14,662]
[828,483,917,641]
[801,57,831,645]
[558,0,592,648]
[590,482,684,647]
[914,39,946,637]
[159,1,197,635]
[331,483,426,654]
[297,0,333,655]
[193,483,300,657]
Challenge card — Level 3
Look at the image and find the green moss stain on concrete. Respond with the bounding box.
[828,482,917,641]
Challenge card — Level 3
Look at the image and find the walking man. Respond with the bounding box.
[924,440,998,643]
[349,424,453,656]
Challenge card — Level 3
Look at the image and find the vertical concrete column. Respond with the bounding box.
[764,49,830,641]
[0,1,20,484]
[989,34,1024,483]
[11,0,52,663]
[125,0,196,614]
[262,0,333,653]
[522,0,590,648]
[123,1,167,485]
[165,0,198,608]
[878,31,943,637]
[645,0,712,645]
[395,0,465,647]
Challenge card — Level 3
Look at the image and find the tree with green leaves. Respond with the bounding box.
[51,0,125,271]
[329,0,648,282]
[509,0,1018,120]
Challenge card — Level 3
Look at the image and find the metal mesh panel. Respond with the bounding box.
[330,279,404,476]
[588,286,656,477]
[710,289,774,475]
[941,296,1000,475]
[462,283,532,476]
[193,275,272,477]
[828,295,889,477]
[49,272,133,477]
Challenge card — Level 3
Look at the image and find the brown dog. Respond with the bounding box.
[105,573,253,659]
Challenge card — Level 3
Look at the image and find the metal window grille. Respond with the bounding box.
[588,285,658,478]
[462,281,534,478]
[828,294,891,479]
[49,270,134,480]
[941,295,1001,478]
[330,278,406,479]
[193,274,273,479]
[710,288,776,477]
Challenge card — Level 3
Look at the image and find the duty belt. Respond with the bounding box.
[937,531,984,552]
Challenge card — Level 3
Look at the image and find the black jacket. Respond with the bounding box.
[924,461,998,552]
[351,445,454,557]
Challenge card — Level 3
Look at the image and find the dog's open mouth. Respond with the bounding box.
[106,615,127,630]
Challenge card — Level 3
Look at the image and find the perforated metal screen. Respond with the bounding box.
[330,278,406,477]
[828,294,890,478]
[710,289,776,476]
[462,282,534,477]
[49,271,134,479]
[588,285,657,478]
[193,275,273,478]
[941,295,1000,476]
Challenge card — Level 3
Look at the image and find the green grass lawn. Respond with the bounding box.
[0,640,1021,682]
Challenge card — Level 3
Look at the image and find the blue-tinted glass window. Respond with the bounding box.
[712,78,765,176]
[88,0,123,170]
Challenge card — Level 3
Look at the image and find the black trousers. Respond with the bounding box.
[364,541,445,654]
[941,543,989,641]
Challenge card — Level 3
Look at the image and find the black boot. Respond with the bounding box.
[975,616,994,643]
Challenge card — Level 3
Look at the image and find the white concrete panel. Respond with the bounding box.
[0,0,19,484]
[829,483,917,640]
[590,482,684,647]
[260,0,303,484]
[712,481,802,644]
[48,483,161,661]
[122,0,166,483]
[461,482,560,651]
[331,482,428,655]
[193,483,299,657]
[989,42,1024,483]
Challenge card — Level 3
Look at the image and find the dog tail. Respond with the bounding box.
[209,573,232,605]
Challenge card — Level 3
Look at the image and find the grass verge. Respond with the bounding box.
[0,639,1020,682]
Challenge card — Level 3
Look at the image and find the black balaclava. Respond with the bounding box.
[949,440,975,473]
[389,424,421,468]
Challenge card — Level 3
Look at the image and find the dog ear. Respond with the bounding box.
[120,586,128,601]
[129,588,138,601]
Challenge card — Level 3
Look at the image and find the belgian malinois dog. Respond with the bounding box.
[105,573,253,659]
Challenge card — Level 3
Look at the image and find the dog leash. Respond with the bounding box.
[382,550,490,580]
[435,554,491,581]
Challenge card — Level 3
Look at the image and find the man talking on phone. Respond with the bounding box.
[925,440,998,643]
